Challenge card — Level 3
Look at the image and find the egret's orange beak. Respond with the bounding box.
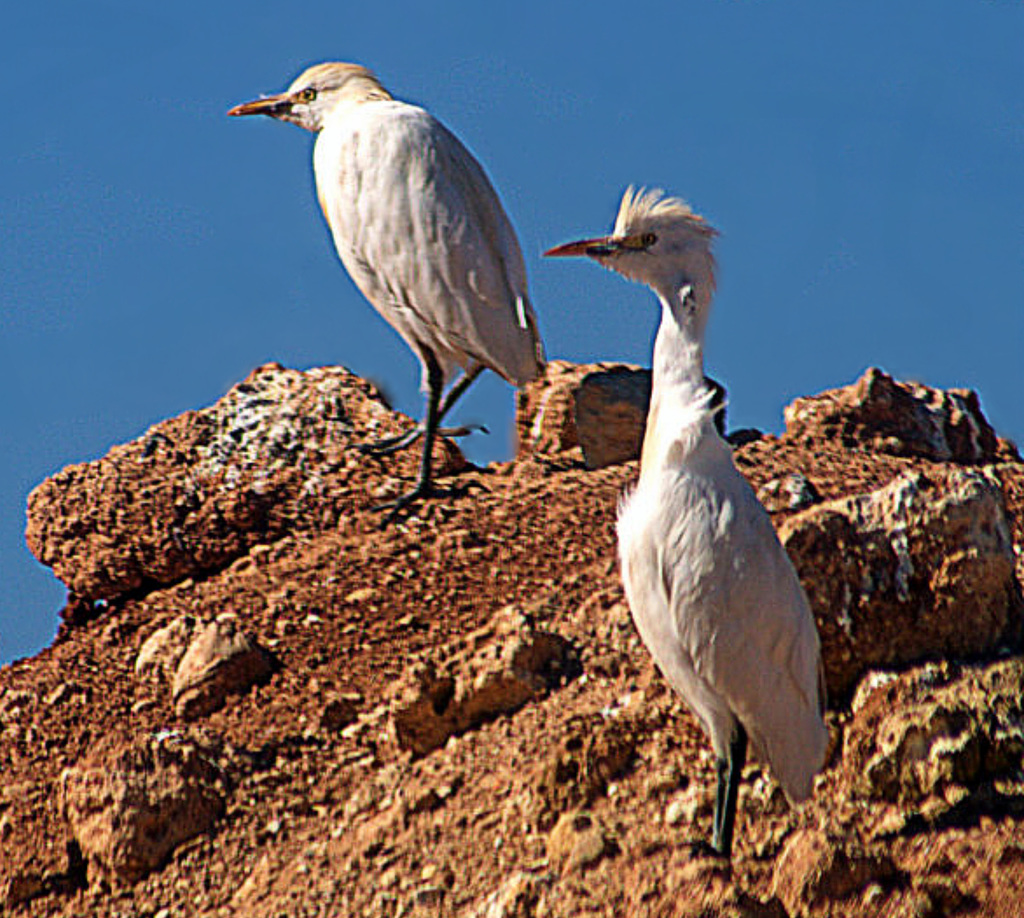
[227,93,292,118]
[544,237,622,258]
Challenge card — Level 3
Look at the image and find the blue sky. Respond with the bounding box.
[2,1,1022,664]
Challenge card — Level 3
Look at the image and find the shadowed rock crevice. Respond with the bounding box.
[390,605,580,755]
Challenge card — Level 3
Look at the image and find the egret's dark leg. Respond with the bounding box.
[359,364,486,456]
[711,722,748,858]
[374,351,444,521]
[436,363,484,423]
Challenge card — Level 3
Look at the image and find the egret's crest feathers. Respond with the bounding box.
[614,186,717,240]
[597,186,719,296]
[288,62,391,100]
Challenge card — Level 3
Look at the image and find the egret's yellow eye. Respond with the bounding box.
[622,232,657,250]
[298,87,317,103]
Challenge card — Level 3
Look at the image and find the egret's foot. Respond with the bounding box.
[374,491,427,526]
[372,482,439,526]
[687,838,729,861]
[358,423,488,457]
[372,479,476,525]
[358,427,422,457]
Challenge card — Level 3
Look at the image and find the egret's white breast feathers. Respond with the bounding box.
[618,446,828,802]
[647,381,723,468]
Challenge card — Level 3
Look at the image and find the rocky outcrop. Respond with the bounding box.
[531,712,637,828]
[546,810,613,873]
[134,615,198,687]
[7,361,1024,917]
[516,360,585,458]
[59,731,238,884]
[25,364,464,602]
[464,871,552,918]
[844,657,1024,806]
[772,830,899,917]
[756,472,821,513]
[517,360,725,469]
[390,606,577,755]
[780,466,1022,697]
[573,367,653,470]
[783,366,1013,463]
[171,615,275,719]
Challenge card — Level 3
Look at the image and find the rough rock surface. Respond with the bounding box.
[390,605,577,755]
[771,829,899,916]
[546,810,612,873]
[464,870,552,918]
[530,711,638,829]
[783,366,1015,463]
[516,359,586,458]
[781,466,1022,697]
[3,361,1024,917]
[59,731,236,884]
[844,657,1024,806]
[171,614,275,719]
[757,472,821,513]
[574,365,652,470]
[25,363,464,603]
[517,360,725,469]
[134,615,197,687]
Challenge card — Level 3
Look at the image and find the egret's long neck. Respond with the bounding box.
[640,282,712,474]
[652,286,706,398]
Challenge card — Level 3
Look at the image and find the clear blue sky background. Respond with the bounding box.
[2,1,1022,665]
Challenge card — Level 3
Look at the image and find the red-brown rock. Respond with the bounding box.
[6,361,1024,918]
[25,364,464,602]
[546,810,611,873]
[59,731,234,884]
[390,605,576,755]
[772,829,898,916]
[515,360,586,458]
[844,657,1024,805]
[780,466,1023,698]
[783,366,1013,463]
[134,615,198,687]
[172,615,274,719]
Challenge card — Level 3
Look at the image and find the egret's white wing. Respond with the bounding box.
[314,102,542,387]
[660,458,827,802]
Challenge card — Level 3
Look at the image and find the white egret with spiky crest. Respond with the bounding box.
[547,188,827,857]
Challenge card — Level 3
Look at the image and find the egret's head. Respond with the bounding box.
[228,62,391,132]
[546,187,717,299]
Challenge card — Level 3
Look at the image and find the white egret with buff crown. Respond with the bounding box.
[229,63,544,518]
[546,188,827,857]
